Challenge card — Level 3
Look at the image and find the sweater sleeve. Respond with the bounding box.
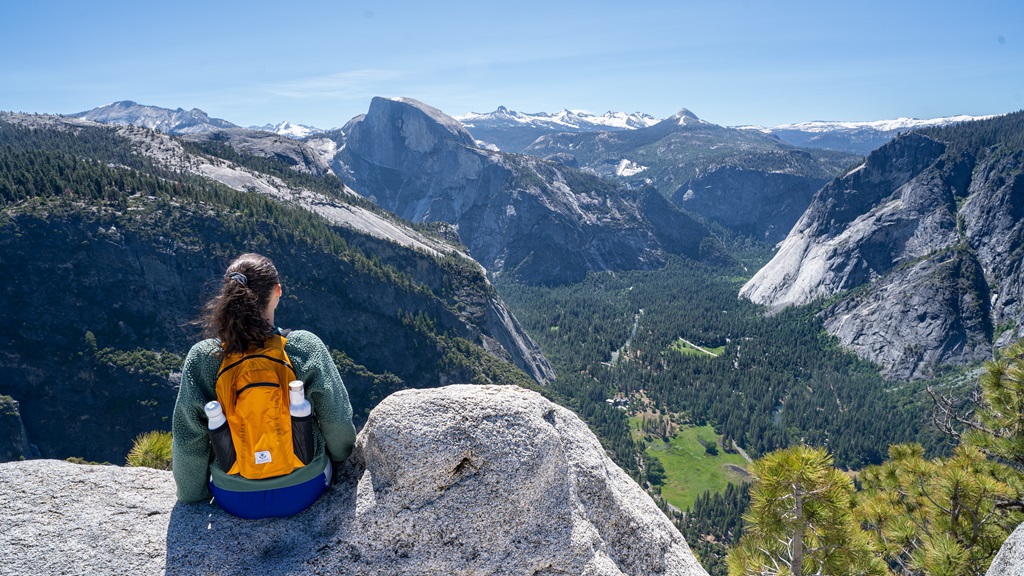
[287,331,357,462]
[171,340,219,502]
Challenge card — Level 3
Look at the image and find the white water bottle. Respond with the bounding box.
[204,400,236,471]
[289,381,311,417]
[205,401,227,429]
[289,381,314,465]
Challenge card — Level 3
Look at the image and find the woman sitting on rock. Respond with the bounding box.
[171,252,356,519]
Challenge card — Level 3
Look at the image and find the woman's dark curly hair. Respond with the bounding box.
[200,253,280,355]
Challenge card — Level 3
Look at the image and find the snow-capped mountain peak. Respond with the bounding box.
[456,106,659,131]
[755,114,995,134]
[669,108,708,127]
[250,121,325,139]
[737,114,997,155]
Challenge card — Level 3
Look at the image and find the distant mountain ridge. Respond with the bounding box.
[522,108,860,242]
[745,114,994,155]
[71,100,988,156]
[764,115,992,133]
[71,102,334,140]
[456,106,660,152]
[459,106,992,157]
[71,100,239,134]
[458,106,659,131]
[249,120,326,139]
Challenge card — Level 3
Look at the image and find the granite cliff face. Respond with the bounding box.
[0,385,708,576]
[0,114,553,463]
[741,113,1024,379]
[0,395,36,461]
[330,97,722,285]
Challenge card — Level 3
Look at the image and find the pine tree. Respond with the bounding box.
[963,340,1024,472]
[727,445,886,576]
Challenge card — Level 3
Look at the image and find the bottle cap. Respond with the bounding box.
[204,401,223,418]
[289,381,306,407]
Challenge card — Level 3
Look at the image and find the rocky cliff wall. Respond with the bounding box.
[0,385,707,576]
[741,134,952,310]
[0,395,35,461]
[741,118,1024,378]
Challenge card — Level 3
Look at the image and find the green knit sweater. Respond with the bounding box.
[171,330,357,502]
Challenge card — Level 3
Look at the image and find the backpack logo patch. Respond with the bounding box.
[254,450,272,465]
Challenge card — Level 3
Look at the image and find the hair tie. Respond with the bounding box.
[227,272,248,287]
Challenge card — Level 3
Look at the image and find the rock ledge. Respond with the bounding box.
[0,385,706,576]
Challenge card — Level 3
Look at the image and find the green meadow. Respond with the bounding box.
[632,420,750,511]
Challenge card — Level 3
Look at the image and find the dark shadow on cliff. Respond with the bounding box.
[164,457,364,576]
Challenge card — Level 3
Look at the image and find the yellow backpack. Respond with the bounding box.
[214,333,306,479]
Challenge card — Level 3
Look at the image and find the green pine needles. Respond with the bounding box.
[965,340,1024,472]
[856,444,1020,576]
[727,446,886,576]
[125,430,173,470]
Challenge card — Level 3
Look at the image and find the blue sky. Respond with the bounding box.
[2,0,1022,129]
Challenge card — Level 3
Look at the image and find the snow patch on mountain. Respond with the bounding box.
[457,106,659,131]
[306,137,340,163]
[615,159,648,177]
[739,115,995,134]
[250,121,325,139]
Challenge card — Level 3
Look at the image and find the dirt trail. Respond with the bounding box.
[678,338,719,357]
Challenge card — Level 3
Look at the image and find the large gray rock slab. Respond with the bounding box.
[0,385,706,576]
[988,521,1024,576]
[821,249,992,380]
[0,459,177,575]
